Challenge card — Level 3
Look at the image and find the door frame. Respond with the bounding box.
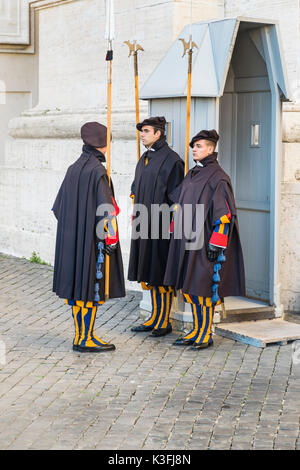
[217,27,283,315]
[261,26,282,316]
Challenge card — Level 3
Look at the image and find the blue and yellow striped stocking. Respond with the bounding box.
[66,299,105,348]
[182,294,220,344]
[194,303,215,345]
[152,286,174,330]
[141,284,174,330]
[72,305,82,347]
[79,305,108,348]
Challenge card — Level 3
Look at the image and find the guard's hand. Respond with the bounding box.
[206,243,221,262]
[104,242,118,256]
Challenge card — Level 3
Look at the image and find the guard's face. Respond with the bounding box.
[96,146,107,155]
[140,125,161,148]
[192,140,214,161]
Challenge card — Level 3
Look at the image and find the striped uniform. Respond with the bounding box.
[140,283,174,331]
[66,198,119,349]
[130,152,175,331]
[182,207,231,346]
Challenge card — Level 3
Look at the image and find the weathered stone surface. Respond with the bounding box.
[0,253,297,449]
[0,0,300,314]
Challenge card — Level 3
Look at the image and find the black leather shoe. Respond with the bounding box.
[77,343,116,353]
[131,324,153,332]
[151,325,172,337]
[173,337,194,346]
[191,341,213,350]
[72,344,81,352]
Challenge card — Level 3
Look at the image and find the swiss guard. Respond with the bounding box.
[52,122,125,353]
[129,116,184,337]
[164,129,245,350]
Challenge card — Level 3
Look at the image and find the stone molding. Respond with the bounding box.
[0,0,34,53]
[8,103,300,143]
[0,0,30,45]
[0,0,75,53]
[29,0,79,11]
[8,107,146,140]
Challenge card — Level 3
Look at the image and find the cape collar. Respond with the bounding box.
[82,144,106,163]
[145,136,167,153]
[193,152,218,169]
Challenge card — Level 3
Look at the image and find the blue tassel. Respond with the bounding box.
[211,249,226,306]
[94,242,105,302]
[96,270,103,280]
[94,283,100,302]
[214,263,221,272]
[217,252,226,263]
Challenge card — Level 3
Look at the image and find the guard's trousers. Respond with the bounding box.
[65,299,107,348]
[141,284,174,330]
[181,294,221,345]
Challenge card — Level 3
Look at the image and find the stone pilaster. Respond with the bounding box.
[281,103,300,313]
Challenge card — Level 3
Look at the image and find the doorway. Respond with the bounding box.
[219,26,273,306]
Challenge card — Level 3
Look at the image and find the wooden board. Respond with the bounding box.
[214,319,300,348]
[214,296,275,323]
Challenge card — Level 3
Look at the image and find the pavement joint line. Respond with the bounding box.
[1,358,70,447]
[1,253,300,450]
[91,330,173,449]
[166,338,233,449]
[296,416,300,449]
[251,346,281,448]
[228,346,265,448]
[272,347,296,449]
[206,343,250,448]
[17,347,110,418]
[188,341,237,449]
[43,304,158,449]
[127,346,189,449]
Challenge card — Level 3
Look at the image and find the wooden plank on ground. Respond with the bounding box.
[214,319,300,348]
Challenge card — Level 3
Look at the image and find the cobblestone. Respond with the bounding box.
[0,253,299,450]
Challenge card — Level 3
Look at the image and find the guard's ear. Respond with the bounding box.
[153,127,162,137]
[203,139,215,151]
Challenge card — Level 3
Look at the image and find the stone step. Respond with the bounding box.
[214,318,300,348]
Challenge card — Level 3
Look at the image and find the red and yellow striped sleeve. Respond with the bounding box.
[209,204,231,248]
[104,196,120,245]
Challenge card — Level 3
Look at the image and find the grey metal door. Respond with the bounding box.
[219,91,271,302]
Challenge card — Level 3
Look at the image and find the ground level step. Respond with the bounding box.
[214,318,300,348]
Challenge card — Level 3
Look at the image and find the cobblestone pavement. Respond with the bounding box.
[0,254,299,450]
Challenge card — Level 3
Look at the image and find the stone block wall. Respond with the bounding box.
[0,0,299,312]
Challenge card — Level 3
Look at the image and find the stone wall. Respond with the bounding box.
[281,105,300,313]
[0,0,299,312]
[0,0,223,293]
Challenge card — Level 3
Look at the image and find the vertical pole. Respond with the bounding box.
[134,51,141,161]
[106,60,112,185]
[184,49,193,175]
[105,56,112,300]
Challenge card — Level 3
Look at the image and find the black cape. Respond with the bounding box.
[128,138,184,286]
[52,145,125,302]
[164,153,245,298]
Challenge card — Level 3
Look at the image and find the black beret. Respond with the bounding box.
[137,116,166,132]
[81,122,107,148]
[189,129,219,148]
